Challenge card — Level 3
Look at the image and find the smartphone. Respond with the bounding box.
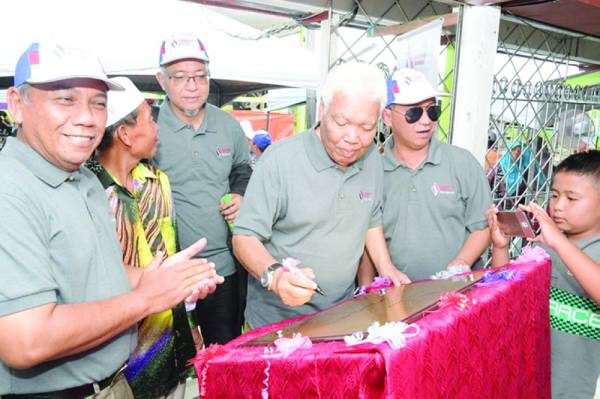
[496,211,536,238]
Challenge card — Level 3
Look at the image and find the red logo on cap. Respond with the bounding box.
[29,50,40,65]
[392,82,399,93]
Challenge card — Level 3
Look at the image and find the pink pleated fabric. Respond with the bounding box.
[194,259,551,399]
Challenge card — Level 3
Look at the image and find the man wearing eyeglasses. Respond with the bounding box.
[153,34,252,345]
[367,67,492,281]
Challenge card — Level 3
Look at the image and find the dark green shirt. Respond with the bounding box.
[382,137,492,280]
[235,130,384,328]
[0,138,136,394]
[153,101,252,276]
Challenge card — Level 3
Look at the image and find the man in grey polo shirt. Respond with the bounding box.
[233,63,410,329]
[0,40,221,397]
[153,34,252,344]
[371,68,491,281]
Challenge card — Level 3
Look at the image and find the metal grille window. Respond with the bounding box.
[487,14,600,257]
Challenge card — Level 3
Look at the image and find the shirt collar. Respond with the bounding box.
[159,99,217,134]
[382,136,443,171]
[130,162,158,183]
[3,137,79,188]
[304,128,371,173]
[95,161,157,191]
[575,234,600,249]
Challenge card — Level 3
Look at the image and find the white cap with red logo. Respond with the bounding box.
[386,68,442,106]
[14,40,123,91]
[159,33,210,66]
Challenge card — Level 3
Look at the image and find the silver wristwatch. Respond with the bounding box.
[260,262,283,289]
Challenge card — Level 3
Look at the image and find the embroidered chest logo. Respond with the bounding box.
[358,190,373,202]
[216,147,232,158]
[431,183,455,197]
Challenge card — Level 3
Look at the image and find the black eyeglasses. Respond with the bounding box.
[167,73,210,86]
[391,104,441,124]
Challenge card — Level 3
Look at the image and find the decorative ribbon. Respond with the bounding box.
[344,321,420,350]
[438,291,475,311]
[282,256,302,269]
[261,347,274,399]
[512,245,550,263]
[355,277,393,296]
[430,268,466,280]
[550,286,600,341]
[262,332,313,358]
[422,291,475,316]
[476,269,525,287]
[259,333,312,399]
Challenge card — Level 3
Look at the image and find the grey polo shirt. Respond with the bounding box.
[382,137,492,280]
[540,236,600,398]
[153,101,251,276]
[234,130,384,328]
[0,138,136,395]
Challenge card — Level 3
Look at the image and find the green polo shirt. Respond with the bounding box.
[541,236,600,398]
[234,129,383,328]
[153,101,251,276]
[382,137,492,280]
[0,138,136,395]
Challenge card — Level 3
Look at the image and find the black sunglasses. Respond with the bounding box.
[392,104,441,124]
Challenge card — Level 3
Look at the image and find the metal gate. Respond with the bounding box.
[486,12,600,256]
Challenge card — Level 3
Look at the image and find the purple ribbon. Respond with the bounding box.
[476,269,525,287]
[355,277,393,296]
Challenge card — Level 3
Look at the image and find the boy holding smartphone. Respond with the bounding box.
[487,150,600,398]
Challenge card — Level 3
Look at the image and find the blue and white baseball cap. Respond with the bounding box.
[14,40,123,90]
[106,77,145,127]
[159,34,210,66]
[386,68,441,107]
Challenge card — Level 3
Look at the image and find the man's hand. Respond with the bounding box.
[485,205,510,250]
[378,266,411,286]
[136,238,224,315]
[446,258,471,272]
[220,193,243,223]
[270,267,317,307]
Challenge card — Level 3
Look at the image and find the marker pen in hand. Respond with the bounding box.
[281,257,326,296]
[220,194,235,232]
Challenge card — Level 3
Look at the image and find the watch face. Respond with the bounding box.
[260,270,272,288]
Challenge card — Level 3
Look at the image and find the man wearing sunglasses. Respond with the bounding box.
[370,68,492,281]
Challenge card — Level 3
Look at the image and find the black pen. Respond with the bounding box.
[314,285,326,296]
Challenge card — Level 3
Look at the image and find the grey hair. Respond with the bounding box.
[159,63,210,78]
[321,62,387,114]
[97,107,140,152]
[18,84,31,103]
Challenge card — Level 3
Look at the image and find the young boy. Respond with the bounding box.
[486,150,600,398]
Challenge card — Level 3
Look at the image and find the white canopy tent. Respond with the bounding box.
[0,0,319,104]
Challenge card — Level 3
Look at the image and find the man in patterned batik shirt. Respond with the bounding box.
[89,77,222,398]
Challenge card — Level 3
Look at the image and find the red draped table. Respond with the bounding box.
[195,259,551,398]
